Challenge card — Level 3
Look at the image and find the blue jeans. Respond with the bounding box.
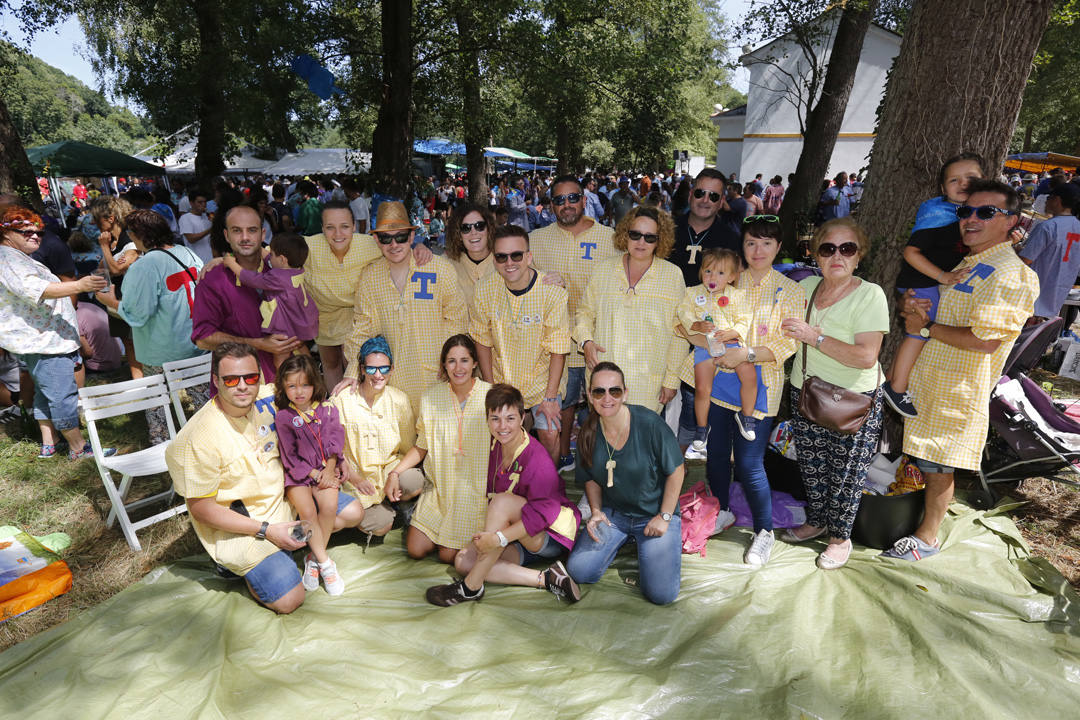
[21,351,80,431]
[566,508,682,605]
[244,550,302,604]
[706,403,775,533]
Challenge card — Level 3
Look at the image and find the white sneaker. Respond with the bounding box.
[713,509,736,535]
[320,559,345,596]
[684,440,707,461]
[301,553,320,591]
[744,529,775,567]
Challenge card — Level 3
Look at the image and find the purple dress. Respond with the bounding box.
[237,268,320,342]
[191,264,276,390]
[487,434,581,550]
[275,403,345,488]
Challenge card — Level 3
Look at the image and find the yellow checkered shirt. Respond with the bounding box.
[303,233,382,346]
[450,253,496,315]
[332,384,416,508]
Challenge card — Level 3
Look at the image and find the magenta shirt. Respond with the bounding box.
[275,403,346,487]
[236,267,319,341]
[487,435,581,549]
[191,264,276,391]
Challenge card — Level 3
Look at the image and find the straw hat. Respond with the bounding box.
[371,201,418,234]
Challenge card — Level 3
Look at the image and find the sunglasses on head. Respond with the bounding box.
[743,214,779,224]
[363,365,391,376]
[692,188,722,203]
[552,193,582,206]
[816,242,859,258]
[377,232,412,245]
[627,230,659,244]
[493,250,526,263]
[218,373,260,387]
[956,205,1017,220]
[460,220,487,233]
[590,386,624,399]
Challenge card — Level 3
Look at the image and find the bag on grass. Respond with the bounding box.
[679,481,720,557]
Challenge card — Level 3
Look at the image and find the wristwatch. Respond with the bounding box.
[746,347,757,363]
[661,512,673,522]
[815,334,826,348]
[919,321,935,338]
[496,530,509,547]
[255,521,269,540]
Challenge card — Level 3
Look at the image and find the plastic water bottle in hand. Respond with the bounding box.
[93,257,111,292]
[704,314,726,357]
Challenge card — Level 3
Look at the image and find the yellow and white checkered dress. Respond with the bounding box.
[450,253,496,314]
[529,219,617,368]
[904,242,1038,470]
[573,254,687,412]
[410,379,492,549]
[342,255,468,407]
[678,268,805,419]
[303,233,382,346]
[676,283,752,346]
[332,384,416,508]
[469,270,571,408]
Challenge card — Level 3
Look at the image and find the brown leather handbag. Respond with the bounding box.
[797,281,880,435]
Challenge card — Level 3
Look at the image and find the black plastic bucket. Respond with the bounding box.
[851,489,926,550]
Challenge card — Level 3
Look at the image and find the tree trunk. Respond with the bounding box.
[555,121,570,175]
[779,1,877,252]
[0,95,44,211]
[1022,124,1033,153]
[193,0,227,186]
[454,9,488,206]
[370,0,414,199]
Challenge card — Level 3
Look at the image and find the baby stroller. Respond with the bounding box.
[978,316,1080,504]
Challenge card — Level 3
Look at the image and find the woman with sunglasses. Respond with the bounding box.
[333,336,424,539]
[565,362,684,605]
[576,206,686,413]
[0,206,113,459]
[393,334,492,564]
[444,203,496,309]
[779,218,889,570]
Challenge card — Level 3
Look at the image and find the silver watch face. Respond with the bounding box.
[662,512,672,521]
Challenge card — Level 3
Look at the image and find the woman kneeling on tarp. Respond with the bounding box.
[566,361,685,605]
[426,383,582,606]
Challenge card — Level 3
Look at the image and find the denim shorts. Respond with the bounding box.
[530,395,563,431]
[21,351,81,430]
[562,367,585,410]
[243,550,302,604]
[910,455,954,475]
[516,533,564,565]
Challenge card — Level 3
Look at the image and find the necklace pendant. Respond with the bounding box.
[606,459,616,487]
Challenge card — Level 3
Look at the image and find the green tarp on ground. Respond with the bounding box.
[1,498,1078,719]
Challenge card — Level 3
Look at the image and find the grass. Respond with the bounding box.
[2,367,1080,654]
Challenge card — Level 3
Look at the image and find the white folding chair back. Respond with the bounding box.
[162,354,211,427]
[78,375,187,552]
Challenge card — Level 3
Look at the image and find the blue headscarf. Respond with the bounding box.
[911,195,960,234]
[360,336,393,366]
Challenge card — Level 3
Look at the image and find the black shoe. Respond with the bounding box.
[542,560,581,603]
[883,382,917,418]
[426,579,483,607]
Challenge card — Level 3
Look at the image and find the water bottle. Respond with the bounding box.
[92,256,111,292]
[704,314,726,357]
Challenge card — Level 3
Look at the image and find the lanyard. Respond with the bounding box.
[291,402,327,466]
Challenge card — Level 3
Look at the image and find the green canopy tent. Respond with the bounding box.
[26,141,166,227]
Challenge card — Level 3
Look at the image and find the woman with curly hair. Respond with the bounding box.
[443,202,496,310]
[573,205,687,413]
[88,194,141,378]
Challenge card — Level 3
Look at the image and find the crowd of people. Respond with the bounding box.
[3,151,1076,614]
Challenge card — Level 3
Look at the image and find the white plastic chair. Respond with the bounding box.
[162,354,211,427]
[78,375,187,552]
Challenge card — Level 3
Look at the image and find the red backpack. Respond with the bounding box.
[679,481,720,557]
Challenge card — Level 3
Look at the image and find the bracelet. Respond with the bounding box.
[495,530,509,547]
[544,396,559,404]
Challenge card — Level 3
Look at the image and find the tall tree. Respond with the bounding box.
[369,0,414,198]
[0,94,41,209]
[453,7,489,205]
[861,0,1055,359]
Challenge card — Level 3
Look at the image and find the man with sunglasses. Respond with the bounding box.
[340,201,467,408]
[669,169,742,288]
[530,175,617,471]
[885,179,1038,562]
[167,342,366,613]
[471,225,571,462]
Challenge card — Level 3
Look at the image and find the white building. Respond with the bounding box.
[714,19,901,182]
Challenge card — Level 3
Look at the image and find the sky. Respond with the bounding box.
[1,3,755,109]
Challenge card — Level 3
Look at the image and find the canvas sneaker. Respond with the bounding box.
[735,414,758,441]
[558,453,576,473]
[302,553,320,591]
[426,579,484,607]
[744,529,775,567]
[883,382,917,418]
[713,509,736,535]
[880,534,939,562]
[320,559,345,596]
[69,443,117,460]
[542,561,581,603]
[684,439,708,461]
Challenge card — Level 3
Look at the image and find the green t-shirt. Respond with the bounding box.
[791,276,889,393]
[575,405,683,517]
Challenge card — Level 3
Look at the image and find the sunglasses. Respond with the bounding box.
[377,232,412,245]
[956,205,1018,220]
[817,242,859,258]
[493,250,526,263]
[552,193,583,206]
[743,214,779,224]
[218,373,260,387]
[693,188,722,203]
[627,230,659,243]
[460,220,487,233]
[363,365,391,375]
[590,386,625,399]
